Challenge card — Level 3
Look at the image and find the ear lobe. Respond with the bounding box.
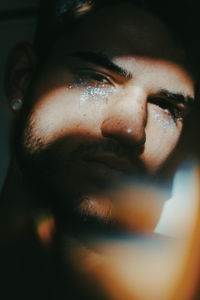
[4,41,37,106]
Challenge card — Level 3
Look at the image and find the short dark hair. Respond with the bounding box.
[34,0,199,80]
[34,0,146,56]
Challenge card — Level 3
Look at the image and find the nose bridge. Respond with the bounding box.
[101,85,147,147]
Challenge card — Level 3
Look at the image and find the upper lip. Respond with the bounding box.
[84,153,137,174]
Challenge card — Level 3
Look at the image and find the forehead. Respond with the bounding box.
[46,2,194,97]
[57,3,185,64]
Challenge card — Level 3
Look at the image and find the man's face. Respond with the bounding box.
[17,4,195,230]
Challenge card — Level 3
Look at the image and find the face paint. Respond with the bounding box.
[69,81,116,104]
[80,85,116,103]
[153,112,176,136]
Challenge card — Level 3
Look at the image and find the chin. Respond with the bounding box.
[76,193,114,222]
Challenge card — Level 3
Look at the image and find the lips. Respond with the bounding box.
[84,154,137,176]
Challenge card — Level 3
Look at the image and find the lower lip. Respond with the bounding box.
[85,161,124,184]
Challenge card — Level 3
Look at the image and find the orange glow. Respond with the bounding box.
[36,214,55,246]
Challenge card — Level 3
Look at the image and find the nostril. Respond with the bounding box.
[134,141,145,155]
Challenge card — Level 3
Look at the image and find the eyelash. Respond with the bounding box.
[75,69,113,86]
[149,97,187,121]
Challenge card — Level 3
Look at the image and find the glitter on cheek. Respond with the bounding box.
[80,85,116,103]
[68,81,116,104]
[153,112,176,136]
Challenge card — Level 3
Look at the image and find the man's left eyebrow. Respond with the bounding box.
[70,51,132,80]
[159,89,195,107]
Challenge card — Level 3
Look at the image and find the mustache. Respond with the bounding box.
[68,139,146,172]
[21,133,146,175]
[73,139,128,158]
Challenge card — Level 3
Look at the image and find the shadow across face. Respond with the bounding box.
[16,131,170,236]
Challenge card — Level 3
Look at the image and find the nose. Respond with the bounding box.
[101,86,147,149]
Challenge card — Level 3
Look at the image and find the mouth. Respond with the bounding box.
[86,154,135,172]
[83,153,142,188]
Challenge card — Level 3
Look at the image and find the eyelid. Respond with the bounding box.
[76,68,116,86]
[148,96,188,120]
[163,97,191,115]
[150,95,182,105]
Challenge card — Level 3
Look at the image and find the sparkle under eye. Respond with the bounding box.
[68,69,116,103]
[79,85,116,103]
[153,111,176,135]
[149,97,186,121]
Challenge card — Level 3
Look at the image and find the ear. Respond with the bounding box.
[4,41,37,108]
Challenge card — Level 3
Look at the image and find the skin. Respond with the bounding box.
[14,4,194,226]
[3,3,197,299]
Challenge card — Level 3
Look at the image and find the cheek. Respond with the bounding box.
[24,87,108,147]
[141,107,182,171]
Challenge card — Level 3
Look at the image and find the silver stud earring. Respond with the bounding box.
[10,98,23,111]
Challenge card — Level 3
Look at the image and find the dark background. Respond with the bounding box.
[0,0,38,190]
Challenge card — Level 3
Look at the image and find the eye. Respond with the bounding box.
[149,97,187,121]
[76,69,113,86]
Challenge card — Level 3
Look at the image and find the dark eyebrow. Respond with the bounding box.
[70,51,132,80]
[158,89,195,107]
